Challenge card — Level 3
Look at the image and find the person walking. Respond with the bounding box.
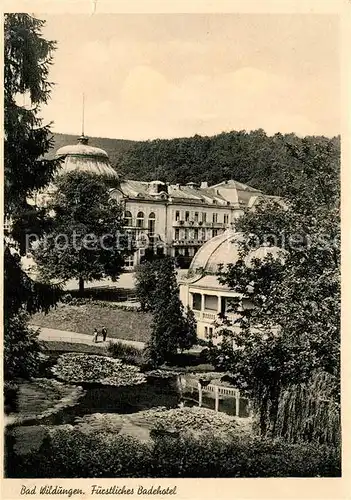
[101,326,107,342]
[93,328,98,343]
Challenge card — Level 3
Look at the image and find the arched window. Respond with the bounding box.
[148,212,156,235]
[136,211,144,228]
[124,211,132,226]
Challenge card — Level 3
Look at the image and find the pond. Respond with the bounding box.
[5,360,250,474]
[6,374,249,428]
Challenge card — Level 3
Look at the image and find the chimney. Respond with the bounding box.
[200,181,208,189]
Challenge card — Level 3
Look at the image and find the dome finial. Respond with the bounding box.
[77,93,88,144]
[82,92,85,136]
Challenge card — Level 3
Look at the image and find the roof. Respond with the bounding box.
[117,178,266,207]
[187,275,232,291]
[55,137,118,181]
[244,245,287,266]
[189,230,243,274]
[188,230,287,276]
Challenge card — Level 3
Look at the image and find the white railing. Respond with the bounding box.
[203,311,216,320]
[183,378,245,416]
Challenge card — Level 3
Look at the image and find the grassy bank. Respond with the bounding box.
[31,303,152,343]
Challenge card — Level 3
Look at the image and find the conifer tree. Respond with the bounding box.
[4,14,61,379]
[147,258,197,365]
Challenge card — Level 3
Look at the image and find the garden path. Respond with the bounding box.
[34,326,145,349]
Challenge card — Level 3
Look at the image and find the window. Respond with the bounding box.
[224,214,229,224]
[194,212,199,222]
[209,327,213,338]
[175,210,180,221]
[204,327,208,338]
[148,212,156,234]
[124,211,132,226]
[212,229,218,237]
[201,228,206,240]
[189,247,195,257]
[175,228,180,240]
[184,229,188,240]
[204,295,218,311]
[213,213,218,223]
[192,294,202,312]
[136,211,144,228]
[194,228,198,240]
[185,211,190,222]
[202,212,207,223]
[125,255,134,268]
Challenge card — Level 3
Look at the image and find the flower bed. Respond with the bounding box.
[73,406,240,438]
[136,406,239,435]
[52,353,146,386]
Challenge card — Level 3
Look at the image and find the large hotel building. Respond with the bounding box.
[33,135,279,269]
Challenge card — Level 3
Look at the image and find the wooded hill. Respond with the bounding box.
[51,130,340,198]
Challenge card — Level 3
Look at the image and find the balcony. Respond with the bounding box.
[172,239,204,246]
[192,310,238,323]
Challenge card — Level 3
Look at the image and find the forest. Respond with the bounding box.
[52,130,340,197]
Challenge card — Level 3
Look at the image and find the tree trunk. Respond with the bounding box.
[79,277,84,295]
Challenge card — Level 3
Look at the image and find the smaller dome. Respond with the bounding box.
[189,229,243,274]
[189,231,286,276]
[245,245,287,267]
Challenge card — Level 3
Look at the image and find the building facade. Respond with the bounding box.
[110,178,277,268]
[179,230,284,341]
[31,135,280,269]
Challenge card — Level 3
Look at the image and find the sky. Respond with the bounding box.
[40,14,340,140]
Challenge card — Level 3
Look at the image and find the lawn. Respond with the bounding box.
[31,303,152,343]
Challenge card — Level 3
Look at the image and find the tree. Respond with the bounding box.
[33,171,133,294]
[4,14,61,380]
[144,258,197,365]
[213,139,340,435]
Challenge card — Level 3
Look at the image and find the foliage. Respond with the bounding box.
[52,353,146,386]
[4,13,62,380]
[213,139,340,437]
[134,261,158,311]
[33,171,133,293]
[274,371,341,446]
[4,312,42,380]
[4,13,60,219]
[146,258,197,365]
[117,130,340,197]
[107,341,146,367]
[7,425,341,478]
[137,406,239,436]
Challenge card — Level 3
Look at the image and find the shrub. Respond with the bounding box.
[10,427,341,478]
[107,341,146,367]
[12,427,152,478]
[60,293,72,304]
[150,433,341,478]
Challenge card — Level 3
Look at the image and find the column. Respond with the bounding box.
[217,295,222,315]
[200,294,205,321]
[215,385,219,412]
[235,390,240,417]
[198,382,202,407]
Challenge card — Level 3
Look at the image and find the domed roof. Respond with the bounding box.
[55,136,118,181]
[56,144,109,158]
[189,230,244,274]
[189,230,286,275]
[244,245,287,267]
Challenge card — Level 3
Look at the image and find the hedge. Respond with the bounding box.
[7,426,341,478]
